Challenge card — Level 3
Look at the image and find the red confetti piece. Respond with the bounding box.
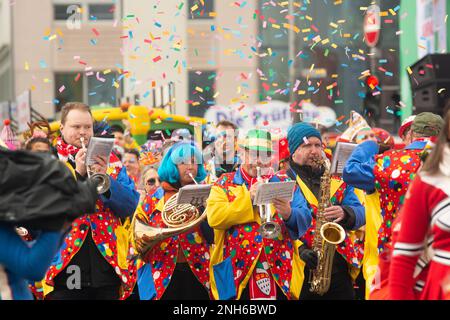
[262,82,270,91]
[74,73,81,82]
[92,28,100,36]
[153,56,162,62]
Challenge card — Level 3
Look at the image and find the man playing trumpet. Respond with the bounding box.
[286,123,365,300]
[43,102,140,300]
[206,129,312,300]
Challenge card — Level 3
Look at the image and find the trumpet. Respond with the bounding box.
[80,137,110,194]
[256,166,281,239]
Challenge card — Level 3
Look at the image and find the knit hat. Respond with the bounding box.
[398,115,416,138]
[287,122,322,153]
[412,112,444,137]
[240,129,273,152]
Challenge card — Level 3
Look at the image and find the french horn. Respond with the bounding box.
[132,190,208,257]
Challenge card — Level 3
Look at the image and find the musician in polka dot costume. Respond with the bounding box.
[344,112,444,299]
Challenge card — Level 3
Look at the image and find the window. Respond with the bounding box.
[54,73,83,112]
[54,72,121,113]
[87,72,121,106]
[54,4,81,21]
[89,4,115,20]
[188,71,216,117]
[188,0,214,20]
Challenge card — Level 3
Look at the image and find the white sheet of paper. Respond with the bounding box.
[253,181,296,205]
[177,184,212,206]
[330,142,357,175]
[86,137,115,166]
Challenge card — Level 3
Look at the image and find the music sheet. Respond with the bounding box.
[86,137,115,167]
[330,142,357,175]
[253,181,296,205]
[177,184,212,206]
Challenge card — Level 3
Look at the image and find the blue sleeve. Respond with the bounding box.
[284,187,312,239]
[100,167,140,219]
[341,186,366,230]
[342,140,378,192]
[0,226,64,281]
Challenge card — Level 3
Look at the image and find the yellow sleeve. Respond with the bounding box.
[206,185,257,230]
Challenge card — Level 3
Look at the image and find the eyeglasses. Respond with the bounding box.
[146,178,159,186]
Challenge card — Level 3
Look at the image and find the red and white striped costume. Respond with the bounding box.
[389,167,450,299]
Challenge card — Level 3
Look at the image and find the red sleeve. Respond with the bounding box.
[389,175,446,299]
[389,176,430,299]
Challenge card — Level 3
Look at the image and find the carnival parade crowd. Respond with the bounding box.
[1,100,450,301]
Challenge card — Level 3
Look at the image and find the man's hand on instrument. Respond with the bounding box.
[249,181,262,201]
[75,147,87,176]
[90,155,108,175]
[323,205,345,223]
[273,198,291,220]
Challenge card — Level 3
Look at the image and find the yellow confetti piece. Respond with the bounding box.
[192,102,200,106]
[213,92,220,98]
[272,24,280,29]
[418,44,427,50]
[268,48,272,56]
[329,22,338,28]
[24,62,29,71]
[407,67,413,75]
[195,86,203,93]
[209,12,217,17]
[292,26,300,33]
[190,4,198,12]
[49,34,57,41]
[113,81,120,88]
[389,8,396,16]
[321,38,330,45]
[298,90,306,95]
[31,85,36,91]
[103,69,112,74]
[154,118,162,124]
[331,43,338,49]
[306,15,313,21]
[380,11,388,17]
[302,28,311,33]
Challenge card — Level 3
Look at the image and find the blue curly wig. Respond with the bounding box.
[157,142,207,184]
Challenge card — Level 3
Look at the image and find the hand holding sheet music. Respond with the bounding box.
[85,137,115,167]
[253,181,296,206]
[177,184,212,207]
[330,142,357,175]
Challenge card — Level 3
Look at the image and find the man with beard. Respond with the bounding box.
[286,122,366,300]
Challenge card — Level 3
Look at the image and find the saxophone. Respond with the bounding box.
[309,158,346,295]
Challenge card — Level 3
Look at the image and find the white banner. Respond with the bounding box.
[205,100,293,131]
[16,91,31,132]
[417,0,434,58]
[417,0,447,58]
[434,0,447,53]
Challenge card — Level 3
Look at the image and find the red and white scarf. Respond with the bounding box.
[240,166,274,188]
[56,137,122,168]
